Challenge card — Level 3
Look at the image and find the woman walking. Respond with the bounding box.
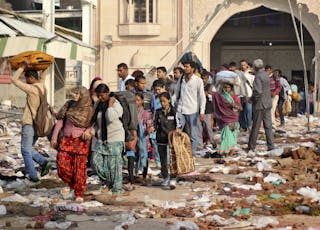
[213,83,241,156]
[84,83,125,195]
[51,86,93,202]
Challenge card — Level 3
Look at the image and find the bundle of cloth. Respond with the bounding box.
[215,70,241,94]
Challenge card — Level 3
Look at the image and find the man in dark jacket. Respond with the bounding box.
[247,59,275,152]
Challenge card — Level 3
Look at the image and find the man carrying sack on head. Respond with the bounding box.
[11,62,52,183]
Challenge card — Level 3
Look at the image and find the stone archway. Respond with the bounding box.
[195,0,320,70]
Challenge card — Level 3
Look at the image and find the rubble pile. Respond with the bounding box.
[0,115,319,229]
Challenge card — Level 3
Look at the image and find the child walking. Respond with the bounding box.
[150,80,167,168]
[135,93,153,185]
[152,92,177,187]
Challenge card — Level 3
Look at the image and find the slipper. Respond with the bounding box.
[123,184,135,191]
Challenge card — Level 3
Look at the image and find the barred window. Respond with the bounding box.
[134,0,154,23]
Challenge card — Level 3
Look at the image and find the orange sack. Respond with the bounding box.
[9,51,54,71]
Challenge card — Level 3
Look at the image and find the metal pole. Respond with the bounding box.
[313,55,319,115]
[288,0,310,131]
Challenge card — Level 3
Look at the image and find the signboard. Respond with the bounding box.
[65,70,78,83]
[0,58,12,84]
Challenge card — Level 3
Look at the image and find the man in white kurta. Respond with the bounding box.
[176,61,206,156]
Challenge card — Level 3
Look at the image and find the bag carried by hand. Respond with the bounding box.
[169,130,195,176]
[291,92,302,102]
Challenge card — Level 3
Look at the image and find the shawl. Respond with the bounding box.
[57,86,93,128]
[91,101,109,142]
[212,89,239,129]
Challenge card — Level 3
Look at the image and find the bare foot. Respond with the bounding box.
[75,197,84,203]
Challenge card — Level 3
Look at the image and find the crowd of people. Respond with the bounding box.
[11,57,316,202]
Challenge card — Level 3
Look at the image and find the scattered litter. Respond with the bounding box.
[233,183,262,191]
[170,221,199,230]
[232,208,250,216]
[0,112,318,228]
[297,187,320,202]
[269,193,284,199]
[249,216,279,228]
[0,205,6,216]
[192,187,210,192]
[264,173,286,184]
[300,142,314,148]
[45,221,72,230]
[1,193,30,203]
[54,203,85,212]
[295,205,311,214]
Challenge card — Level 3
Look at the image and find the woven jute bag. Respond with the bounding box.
[169,130,195,176]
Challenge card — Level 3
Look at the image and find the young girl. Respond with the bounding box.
[150,80,167,168]
[152,92,177,186]
[135,93,153,185]
[51,86,93,202]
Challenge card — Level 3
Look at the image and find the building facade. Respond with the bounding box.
[97,0,320,98]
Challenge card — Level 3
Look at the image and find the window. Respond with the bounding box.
[134,0,153,23]
[120,0,160,36]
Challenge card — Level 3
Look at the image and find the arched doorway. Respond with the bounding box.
[197,0,320,80]
[210,6,315,83]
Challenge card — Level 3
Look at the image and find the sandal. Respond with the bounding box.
[141,179,148,186]
[123,183,135,191]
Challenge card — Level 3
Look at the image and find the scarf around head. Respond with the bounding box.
[221,88,234,104]
[213,89,238,129]
[57,86,93,128]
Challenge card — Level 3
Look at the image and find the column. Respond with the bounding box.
[42,0,55,106]
[146,0,149,23]
[82,0,95,88]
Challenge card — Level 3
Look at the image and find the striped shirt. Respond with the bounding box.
[269,74,281,95]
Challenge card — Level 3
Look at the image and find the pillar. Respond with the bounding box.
[42,0,55,105]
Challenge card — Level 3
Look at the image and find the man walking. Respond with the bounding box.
[117,63,134,91]
[266,65,281,128]
[156,66,175,96]
[11,64,52,183]
[176,61,206,156]
[239,60,255,131]
[247,59,275,152]
[275,70,291,127]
